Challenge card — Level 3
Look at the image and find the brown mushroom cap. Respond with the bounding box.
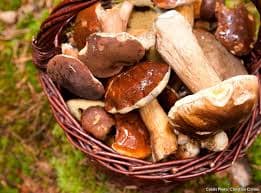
[79,32,145,78]
[152,0,194,9]
[81,106,115,140]
[158,86,179,112]
[112,112,151,159]
[47,55,105,100]
[168,75,259,138]
[200,0,217,20]
[73,2,101,49]
[105,61,170,114]
[215,2,259,56]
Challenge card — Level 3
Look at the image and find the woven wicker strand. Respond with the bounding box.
[32,0,261,182]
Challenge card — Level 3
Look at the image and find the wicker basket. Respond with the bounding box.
[32,0,261,186]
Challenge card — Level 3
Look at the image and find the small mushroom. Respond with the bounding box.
[175,139,200,159]
[105,61,177,162]
[81,106,115,140]
[112,112,151,159]
[47,55,105,99]
[67,99,104,120]
[215,0,260,56]
[168,75,259,138]
[152,0,195,9]
[105,61,170,114]
[194,29,247,80]
[73,2,101,49]
[78,32,145,78]
[201,131,228,152]
[95,1,134,32]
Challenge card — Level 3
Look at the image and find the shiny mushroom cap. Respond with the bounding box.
[168,75,259,138]
[79,32,145,78]
[47,55,105,100]
[112,112,151,159]
[105,61,171,114]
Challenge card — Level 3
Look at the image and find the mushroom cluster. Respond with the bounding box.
[47,0,260,162]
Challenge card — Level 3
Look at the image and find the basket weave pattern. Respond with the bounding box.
[32,0,261,181]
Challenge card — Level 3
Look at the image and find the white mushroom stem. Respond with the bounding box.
[201,131,229,152]
[67,99,104,121]
[155,10,221,93]
[96,1,134,32]
[139,99,177,162]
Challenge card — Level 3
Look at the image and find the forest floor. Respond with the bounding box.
[0,1,260,193]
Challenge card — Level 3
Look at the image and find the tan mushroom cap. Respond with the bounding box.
[47,55,105,100]
[168,75,259,138]
[152,0,195,9]
[105,61,171,114]
[112,112,151,159]
[79,32,145,78]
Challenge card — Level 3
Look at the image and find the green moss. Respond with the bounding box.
[0,0,21,10]
[0,187,18,193]
[248,136,261,182]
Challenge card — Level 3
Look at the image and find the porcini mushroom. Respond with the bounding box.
[175,139,200,159]
[47,55,105,99]
[81,106,115,140]
[112,112,151,159]
[152,0,195,9]
[78,32,145,78]
[193,0,217,20]
[155,11,258,138]
[215,0,260,56]
[155,10,221,93]
[201,131,228,152]
[168,75,259,138]
[105,61,171,113]
[73,2,101,49]
[95,1,134,32]
[67,99,104,120]
[194,29,247,80]
[105,61,177,162]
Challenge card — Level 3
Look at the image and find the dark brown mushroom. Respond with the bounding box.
[47,55,105,100]
[112,112,151,159]
[78,32,145,78]
[81,106,115,140]
[215,0,260,56]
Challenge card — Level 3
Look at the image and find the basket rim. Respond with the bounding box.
[32,0,261,182]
